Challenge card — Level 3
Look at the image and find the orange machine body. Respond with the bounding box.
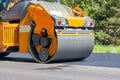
[0,4,57,56]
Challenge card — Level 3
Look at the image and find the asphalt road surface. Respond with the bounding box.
[0,53,120,80]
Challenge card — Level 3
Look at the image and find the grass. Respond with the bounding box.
[93,45,120,54]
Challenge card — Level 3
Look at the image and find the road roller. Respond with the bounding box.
[0,0,95,63]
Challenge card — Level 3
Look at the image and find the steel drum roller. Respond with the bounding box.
[27,1,95,63]
[47,30,94,62]
[28,28,94,63]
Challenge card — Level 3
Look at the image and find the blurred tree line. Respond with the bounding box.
[45,0,120,45]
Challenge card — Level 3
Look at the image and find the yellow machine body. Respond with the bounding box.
[0,1,95,63]
[0,22,19,51]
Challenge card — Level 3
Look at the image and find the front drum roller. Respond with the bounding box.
[28,27,94,63]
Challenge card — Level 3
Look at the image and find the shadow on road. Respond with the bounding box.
[0,57,35,63]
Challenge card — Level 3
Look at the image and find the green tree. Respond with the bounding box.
[94,0,120,45]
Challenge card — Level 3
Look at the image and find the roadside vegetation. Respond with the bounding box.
[93,45,120,54]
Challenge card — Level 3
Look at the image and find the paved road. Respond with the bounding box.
[0,53,120,80]
[2,52,120,68]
